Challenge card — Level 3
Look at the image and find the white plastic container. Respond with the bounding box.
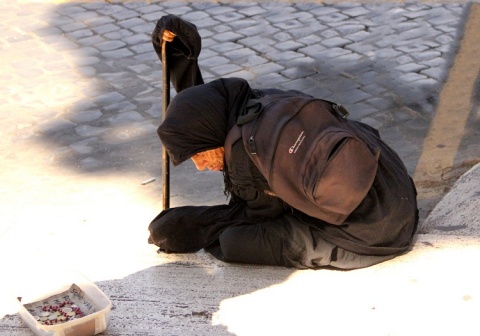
[17,271,112,336]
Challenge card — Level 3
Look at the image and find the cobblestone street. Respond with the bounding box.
[1,1,479,335]
[2,1,478,218]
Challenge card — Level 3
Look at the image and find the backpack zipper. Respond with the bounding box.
[247,102,273,155]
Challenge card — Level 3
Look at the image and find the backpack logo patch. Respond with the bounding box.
[289,131,305,154]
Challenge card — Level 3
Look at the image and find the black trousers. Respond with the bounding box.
[148,205,397,270]
[209,216,396,270]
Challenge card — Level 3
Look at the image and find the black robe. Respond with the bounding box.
[148,15,418,269]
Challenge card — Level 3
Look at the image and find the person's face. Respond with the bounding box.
[191,147,225,171]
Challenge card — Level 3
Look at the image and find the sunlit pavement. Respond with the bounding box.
[1,1,479,335]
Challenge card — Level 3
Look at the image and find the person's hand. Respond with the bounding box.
[163,30,176,42]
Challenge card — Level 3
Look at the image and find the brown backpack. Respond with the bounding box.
[225,91,380,225]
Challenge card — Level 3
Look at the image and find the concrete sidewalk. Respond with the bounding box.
[1,1,479,335]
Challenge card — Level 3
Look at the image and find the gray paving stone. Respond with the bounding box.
[395,63,428,73]
[68,10,98,22]
[65,29,93,40]
[164,6,193,16]
[422,57,446,67]
[102,48,135,59]
[241,55,268,67]
[123,33,151,46]
[269,50,305,62]
[95,40,126,52]
[338,88,372,105]
[396,44,430,53]
[310,6,339,16]
[299,44,328,58]
[226,69,256,80]
[70,137,97,154]
[437,24,459,34]
[266,13,311,25]
[318,12,349,23]
[335,24,367,35]
[281,65,317,80]
[399,27,430,41]
[181,10,209,22]
[104,29,134,40]
[227,19,261,32]
[94,92,127,105]
[375,47,402,58]
[210,42,242,53]
[51,37,81,51]
[336,52,363,63]
[89,23,119,35]
[212,24,232,34]
[76,56,100,67]
[135,4,164,14]
[224,47,257,60]
[282,77,325,94]
[78,66,95,77]
[237,5,267,16]
[81,2,108,10]
[212,31,244,43]
[96,3,125,16]
[275,40,304,51]
[399,73,429,83]
[56,4,85,16]
[236,22,279,36]
[80,157,102,169]
[274,20,307,30]
[367,96,394,109]
[320,29,340,38]
[321,36,351,48]
[128,64,152,74]
[420,67,445,80]
[59,22,88,33]
[37,118,77,135]
[131,23,154,34]
[104,101,138,114]
[410,50,442,62]
[297,34,323,45]
[84,16,115,27]
[118,17,147,29]
[395,55,414,65]
[77,35,105,46]
[199,56,230,67]
[68,110,103,124]
[261,3,296,13]
[35,26,63,37]
[75,125,108,137]
[130,42,152,55]
[205,5,235,15]
[403,9,430,20]
[48,16,74,26]
[342,6,370,17]
[108,111,145,126]
[250,62,284,75]
[210,63,244,76]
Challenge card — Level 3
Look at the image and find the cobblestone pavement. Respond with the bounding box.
[1,1,479,335]
[2,1,479,221]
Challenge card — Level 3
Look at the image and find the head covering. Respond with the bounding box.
[157,77,252,166]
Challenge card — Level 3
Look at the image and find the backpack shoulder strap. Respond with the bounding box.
[224,124,242,165]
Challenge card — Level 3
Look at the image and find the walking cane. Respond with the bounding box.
[161,39,170,210]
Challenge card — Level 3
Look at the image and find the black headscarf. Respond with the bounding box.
[157,77,253,166]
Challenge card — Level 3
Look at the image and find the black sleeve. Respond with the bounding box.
[148,203,265,253]
[151,14,204,92]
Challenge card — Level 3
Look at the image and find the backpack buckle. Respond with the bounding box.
[332,103,349,119]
